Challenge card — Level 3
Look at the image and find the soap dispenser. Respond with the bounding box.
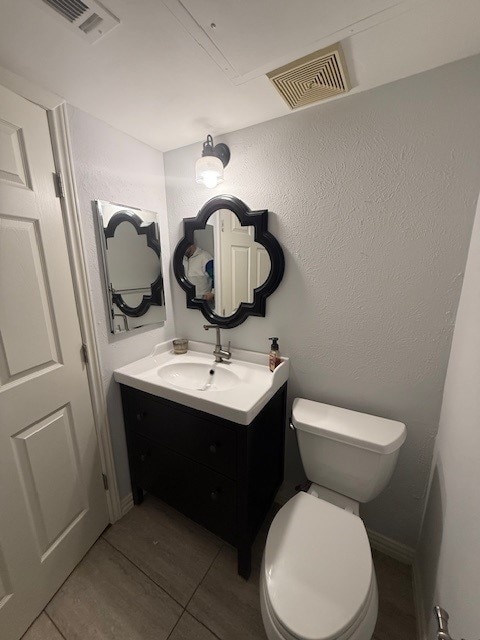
[268,337,281,372]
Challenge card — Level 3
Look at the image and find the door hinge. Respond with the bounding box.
[54,172,65,198]
[102,473,109,490]
[81,342,89,364]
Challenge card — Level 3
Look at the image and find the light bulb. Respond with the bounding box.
[195,155,224,188]
[202,170,219,188]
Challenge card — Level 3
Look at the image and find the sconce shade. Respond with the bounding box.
[195,154,224,188]
[195,134,230,188]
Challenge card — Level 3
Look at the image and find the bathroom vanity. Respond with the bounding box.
[115,341,289,579]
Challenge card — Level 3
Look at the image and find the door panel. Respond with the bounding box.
[218,210,270,316]
[12,405,87,555]
[0,120,30,188]
[0,84,109,640]
[231,245,250,309]
[0,217,60,379]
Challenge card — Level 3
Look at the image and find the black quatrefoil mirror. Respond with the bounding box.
[96,200,166,334]
[173,195,285,328]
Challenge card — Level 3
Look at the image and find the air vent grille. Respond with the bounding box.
[267,43,350,110]
[41,0,88,22]
[79,12,102,33]
[37,0,119,43]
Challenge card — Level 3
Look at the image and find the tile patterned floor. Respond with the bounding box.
[22,496,417,640]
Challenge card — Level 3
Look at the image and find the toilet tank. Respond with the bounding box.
[292,399,406,503]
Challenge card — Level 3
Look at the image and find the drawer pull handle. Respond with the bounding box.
[210,489,221,502]
[209,443,218,454]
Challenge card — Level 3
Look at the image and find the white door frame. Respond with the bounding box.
[48,105,122,522]
[0,68,122,522]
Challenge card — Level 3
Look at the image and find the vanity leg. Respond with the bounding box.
[132,485,144,505]
[238,546,252,580]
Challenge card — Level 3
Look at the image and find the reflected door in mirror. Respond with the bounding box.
[173,194,285,328]
[188,210,271,317]
[215,210,270,316]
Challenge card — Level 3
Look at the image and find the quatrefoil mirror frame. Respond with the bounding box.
[173,194,285,328]
[103,210,163,317]
[95,200,166,334]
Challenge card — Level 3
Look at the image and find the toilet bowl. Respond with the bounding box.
[260,399,406,640]
[260,492,378,640]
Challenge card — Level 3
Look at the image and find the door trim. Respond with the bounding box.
[0,63,63,110]
[47,103,122,522]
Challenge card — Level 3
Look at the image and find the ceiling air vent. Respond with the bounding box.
[42,0,88,22]
[39,0,119,43]
[267,43,350,110]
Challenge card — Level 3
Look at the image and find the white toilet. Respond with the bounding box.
[260,398,406,640]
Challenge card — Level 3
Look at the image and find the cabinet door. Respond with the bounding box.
[132,435,237,544]
[128,391,237,478]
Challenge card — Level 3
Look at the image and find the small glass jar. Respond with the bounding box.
[172,338,188,354]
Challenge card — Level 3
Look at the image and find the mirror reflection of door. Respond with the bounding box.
[191,210,271,317]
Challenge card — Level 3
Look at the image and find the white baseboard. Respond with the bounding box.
[367,528,416,565]
[120,492,134,517]
[412,561,428,640]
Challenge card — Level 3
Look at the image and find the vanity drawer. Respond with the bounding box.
[132,435,237,544]
[128,392,237,478]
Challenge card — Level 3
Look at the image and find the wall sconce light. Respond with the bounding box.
[195,134,230,188]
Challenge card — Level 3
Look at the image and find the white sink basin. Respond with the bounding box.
[114,340,289,424]
[157,361,241,391]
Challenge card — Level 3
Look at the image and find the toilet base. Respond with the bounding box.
[260,554,378,640]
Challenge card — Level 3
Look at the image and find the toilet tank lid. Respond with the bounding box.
[292,398,406,454]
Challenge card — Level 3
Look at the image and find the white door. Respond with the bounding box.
[217,210,271,316]
[0,85,109,639]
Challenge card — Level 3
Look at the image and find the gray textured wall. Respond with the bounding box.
[67,106,176,499]
[164,55,480,548]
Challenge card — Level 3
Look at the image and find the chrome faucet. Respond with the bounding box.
[203,324,231,363]
[435,607,454,640]
[434,606,471,640]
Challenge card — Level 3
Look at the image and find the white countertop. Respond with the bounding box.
[113,340,289,425]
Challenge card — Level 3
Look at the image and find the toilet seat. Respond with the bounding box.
[262,492,376,640]
[261,563,377,640]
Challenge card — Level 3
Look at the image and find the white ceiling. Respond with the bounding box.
[0,0,479,151]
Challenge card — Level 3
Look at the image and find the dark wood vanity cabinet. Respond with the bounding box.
[120,383,287,579]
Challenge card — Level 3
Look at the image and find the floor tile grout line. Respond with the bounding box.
[186,611,225,640]
[102,532,225,640]
[183,542,226,612]
[180,543,227,640]
[165,610,185,640]
[165,609,225,640]
[44,609,68,640]
[40,542,100,637]
[101,536,187,611]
